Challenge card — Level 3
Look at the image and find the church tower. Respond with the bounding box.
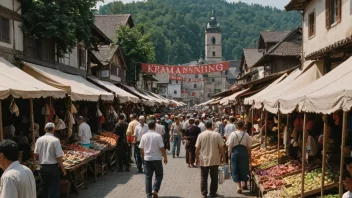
[205,8,222,62]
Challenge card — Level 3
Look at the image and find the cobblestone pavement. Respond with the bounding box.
[70,146,254,198]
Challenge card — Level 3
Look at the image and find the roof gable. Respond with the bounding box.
[94,14,134,41]
[242,48,264,68]
[91,45,119,66]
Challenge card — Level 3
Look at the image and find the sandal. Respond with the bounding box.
[237,189,242,194]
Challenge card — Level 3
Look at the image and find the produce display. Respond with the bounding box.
[251,150,286,167]
[255,160,301,182]
[64,144,100,156]
[62,150,92,168]
[90,141,108,151]
[283,168,339,197]
[100,131,119,141]
[262,178,286,190]
[263,189,284,198]
[251,145,278,159]
[321,195,339,198]
[258,160,278,170]
[94,135,117,147]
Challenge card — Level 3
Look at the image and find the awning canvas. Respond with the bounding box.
[118,84,155,106]
[279,57,352,114]
[244,73,287,105]
[263,63,323,113]
[0,58,66,99]
[253,69,301,109]
[23,62,114,101]
[88,77,139,103]
[220,88,250,105]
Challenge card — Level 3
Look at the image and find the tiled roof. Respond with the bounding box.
[95,15,133,41]
[265,27,302,56]
[91,45,119,65]
[260,31,290,43]
[243,49,263,68]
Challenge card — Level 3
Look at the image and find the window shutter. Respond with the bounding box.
[336,0,342,23]
[325,0,331,29]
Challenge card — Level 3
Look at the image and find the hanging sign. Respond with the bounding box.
[142,62,230,74]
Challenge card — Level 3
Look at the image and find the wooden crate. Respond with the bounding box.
[282,182,338,198]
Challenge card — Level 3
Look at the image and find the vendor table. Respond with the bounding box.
[65,158,90,196]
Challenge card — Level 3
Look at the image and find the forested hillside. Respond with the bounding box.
[99,0,301,64]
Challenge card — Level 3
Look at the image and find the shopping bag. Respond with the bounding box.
[218,166,225,184]
[223,164,230,180]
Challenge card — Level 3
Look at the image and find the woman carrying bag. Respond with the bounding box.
[227,121,252,194]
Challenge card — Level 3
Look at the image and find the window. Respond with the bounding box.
[78,45,86,68]
[111,64,118,76]
[212,78,215,82]
[174,90,177,94]
[194,84,197,88]
[225,70,228,75]
[308,12,315,37]
[208,93,211,97]
[211,37,216,45]
[0,17,10,43]
[169,79,171,83]
[195,74,199,78]
[326,0,341,29]
[192,92,195,96]
[213,51,216,57]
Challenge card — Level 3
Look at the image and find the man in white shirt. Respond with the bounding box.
[343,174,352,198]
[134,116,149,173]
[77,116,92,148]
[139,121,167,198]
[149,116,165,140]
[198,118,206,132]
[34,122,66,198]
[0,140,36,198]
[224,116,237,138]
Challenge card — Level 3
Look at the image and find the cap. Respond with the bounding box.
[139,116,145,121]
[45,122,55,129]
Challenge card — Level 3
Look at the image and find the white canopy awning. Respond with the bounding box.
[220,88,250,105]
[88,77,139,103]
[244,73,287,105]
[279,57,352,114]
[0,58,66,99]
[263,63,323,113]
[118,84,155,106]
[23,62,114,101]
[253,69,302,109]
[147,92,170,105]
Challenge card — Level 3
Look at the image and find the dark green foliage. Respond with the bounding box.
[99,0,301,64]
[22,0,100,57]
[115,25,155,84]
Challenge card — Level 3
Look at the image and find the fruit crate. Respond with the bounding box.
[282,182,338,198]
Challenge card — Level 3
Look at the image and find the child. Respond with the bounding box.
[343,172,352,198]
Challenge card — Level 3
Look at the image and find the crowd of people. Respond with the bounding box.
[108,110,253,198]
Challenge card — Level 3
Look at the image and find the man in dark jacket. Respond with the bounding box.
[115,114,130,172]
[184,118,201,167]
[161,117,170,151]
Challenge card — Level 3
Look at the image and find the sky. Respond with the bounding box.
[96,0,290,10]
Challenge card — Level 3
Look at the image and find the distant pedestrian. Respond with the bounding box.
[126,113,139,162]
[115,114,130,172]
[170,116,183,158]
[227,121,252,193]
[224,116,236,138]
[0,140,36,198]
[139,120,168,198]
[134,116,149,173]
[184,118,201,167]
[196,121,226,198]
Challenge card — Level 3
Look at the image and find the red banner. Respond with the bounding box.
[169,75,205,82]
[142,62,230,74]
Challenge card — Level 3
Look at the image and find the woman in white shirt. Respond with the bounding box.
[227,121,252,194]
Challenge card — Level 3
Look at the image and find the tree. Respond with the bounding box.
[115,25,155,85]
[22,0,100,57]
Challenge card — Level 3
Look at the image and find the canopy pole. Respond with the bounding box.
[321,114,329,196]
[251,108,254,137]
[30,98,35,170]
[339,111,348,197]
[285,113,290,153]
[264,110,268,148]
[301,112,307,198]
[0,100,3,140]
[277,111,280,165]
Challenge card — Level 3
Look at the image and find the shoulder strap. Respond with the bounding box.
[235,131,245,144]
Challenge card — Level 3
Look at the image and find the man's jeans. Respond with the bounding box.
[40,164,61,198]
[144,160,163,197]
[172,135,181,155]
[134,143,143,171]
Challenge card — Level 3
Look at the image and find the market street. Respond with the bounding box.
[70,147,253,198]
